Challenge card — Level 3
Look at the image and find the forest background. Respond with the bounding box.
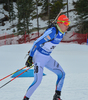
[0,0,88,35]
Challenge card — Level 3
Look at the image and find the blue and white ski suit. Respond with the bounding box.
[25,26,66,98]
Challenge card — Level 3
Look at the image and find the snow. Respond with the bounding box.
[0,0,78,35]
[0,43,88,100]
[0,1,88,99]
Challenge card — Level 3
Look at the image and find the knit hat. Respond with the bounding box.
[57,14,70,26]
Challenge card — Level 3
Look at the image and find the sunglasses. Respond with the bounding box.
[57,20,70,26]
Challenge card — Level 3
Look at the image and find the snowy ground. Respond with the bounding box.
[0,43,88,100]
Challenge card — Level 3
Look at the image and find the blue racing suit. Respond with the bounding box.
[25,26,66,98]
[30,27,65,57]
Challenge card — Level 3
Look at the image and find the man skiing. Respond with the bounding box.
[23,14,70,100]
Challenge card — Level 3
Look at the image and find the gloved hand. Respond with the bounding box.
[25,56,33,67]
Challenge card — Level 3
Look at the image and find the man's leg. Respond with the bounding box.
[45,56,65,100]
[23,62,43,100]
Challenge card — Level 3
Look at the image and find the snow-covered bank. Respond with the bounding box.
[0,0,78,35]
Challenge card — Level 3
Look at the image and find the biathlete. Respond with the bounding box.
[23,14,70,100]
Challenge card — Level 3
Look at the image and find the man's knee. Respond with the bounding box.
[57,70,65,80]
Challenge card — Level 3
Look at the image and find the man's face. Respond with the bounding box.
[57,23,69,32]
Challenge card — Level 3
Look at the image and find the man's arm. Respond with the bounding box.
[29,27,57,57]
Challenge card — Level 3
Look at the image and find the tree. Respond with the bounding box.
[2,0,16,23]
[41,0,49,15]
[16,0,35,35]
[8,0,16,24]
[40,0,66,24]
[40,0,50,25]
[36,0,39,36]
[50,0,66,21]
[73,0,88,34]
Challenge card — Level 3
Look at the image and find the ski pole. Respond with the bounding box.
[0,65,34,89]
[0,66,27,81]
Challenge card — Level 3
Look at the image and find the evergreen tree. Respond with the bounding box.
[41,0,49,15]
[50,0,66,20]
[8,0,16,24]
[16,0,35,35]
[35,0,39,35]
[73,0,88,34]
[2,0,15,22]
[40,0,66,23]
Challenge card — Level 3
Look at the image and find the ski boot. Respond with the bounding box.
[23,96,29,100]
[53,91,62,100]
